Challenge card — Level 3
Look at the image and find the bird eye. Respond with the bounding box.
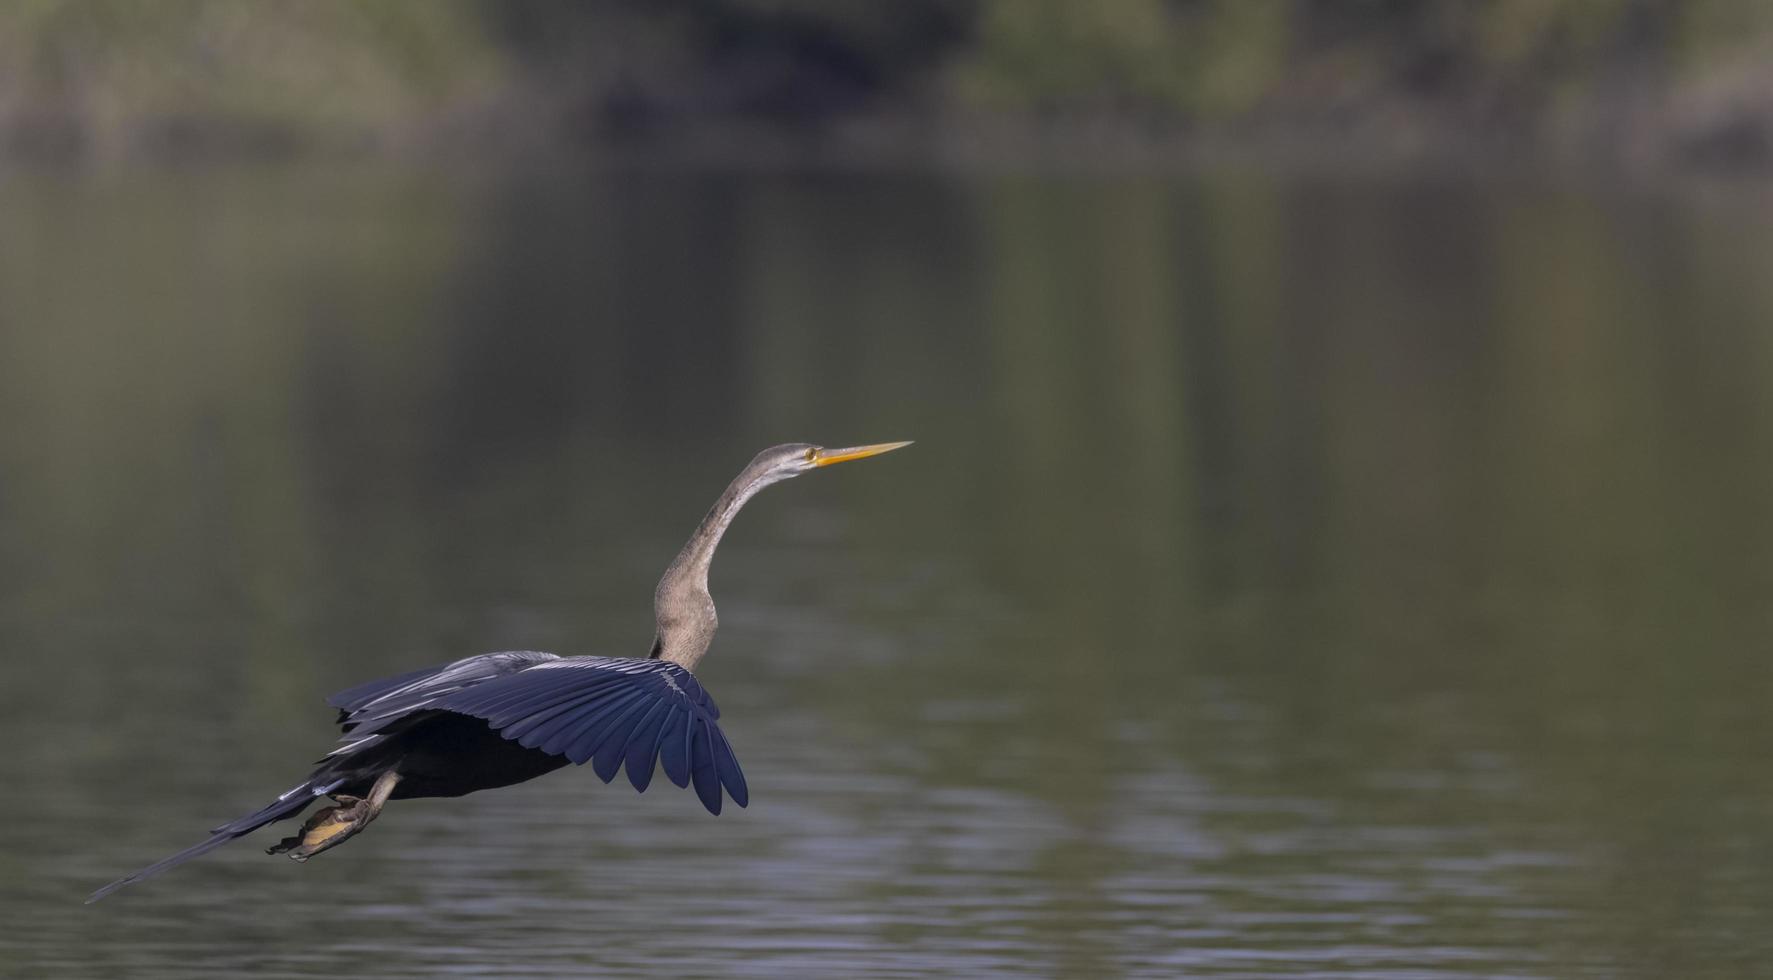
[803,447,818,463]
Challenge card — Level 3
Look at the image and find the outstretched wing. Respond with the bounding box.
[328,651,561,735]
[434,657,748,815]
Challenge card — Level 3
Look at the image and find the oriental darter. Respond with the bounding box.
[88,441,911,902]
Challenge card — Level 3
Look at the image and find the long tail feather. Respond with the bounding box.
[86,781,318,903]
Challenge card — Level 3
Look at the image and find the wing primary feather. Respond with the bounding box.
[467,674,623,724]
[597,696,668,778]
[508,699,592,744]
[690,719,722,815]
[624,702,673,793]
[510,683,644,745]
[554,689,651,761]
[713,727,749,808]
[479,677,629,726]
[534,689,644,757]
[658,707,691,788]
[578,694,655,774]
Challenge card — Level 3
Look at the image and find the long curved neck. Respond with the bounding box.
[652,462,776,670]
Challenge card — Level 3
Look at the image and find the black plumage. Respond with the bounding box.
[88,440,908,902]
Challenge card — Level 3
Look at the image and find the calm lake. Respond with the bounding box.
[1,162,1771,977]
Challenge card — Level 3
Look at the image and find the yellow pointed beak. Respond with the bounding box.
[812,441,914,467]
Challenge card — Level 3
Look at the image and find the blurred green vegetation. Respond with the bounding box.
[0,1,500,155]
[5,0,1773,168]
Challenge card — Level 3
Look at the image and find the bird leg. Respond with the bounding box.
[267,770,401,863]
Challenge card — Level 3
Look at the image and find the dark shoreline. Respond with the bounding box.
[7,99,1772,182]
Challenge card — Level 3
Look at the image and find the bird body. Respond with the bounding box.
[87,441,909,903]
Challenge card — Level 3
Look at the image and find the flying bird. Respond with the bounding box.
[88,441,911,902]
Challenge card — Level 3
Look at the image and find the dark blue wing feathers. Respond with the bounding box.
[483,676,631,727]
[506,701,582,744]
[423,657,744,814]
[658,707,691,789]
[549,688,649,759]
[625,701,673,793]
[510,683,641,747]
[712,726,749,807]
[530,687,648,754]
[329,651,560,733]
[640,706,679,790]
[594,698,660,782]
[576,695,654,774]
[690,720,722,815]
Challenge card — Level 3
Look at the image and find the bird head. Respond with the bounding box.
[745,440,914,488]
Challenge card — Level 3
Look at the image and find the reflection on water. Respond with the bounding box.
[2,164,1772,977]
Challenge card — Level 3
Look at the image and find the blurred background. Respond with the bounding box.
[5,0,1773,171]
[3,2,1773,978]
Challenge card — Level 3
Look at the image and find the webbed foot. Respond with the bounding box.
[267,771,400,862]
